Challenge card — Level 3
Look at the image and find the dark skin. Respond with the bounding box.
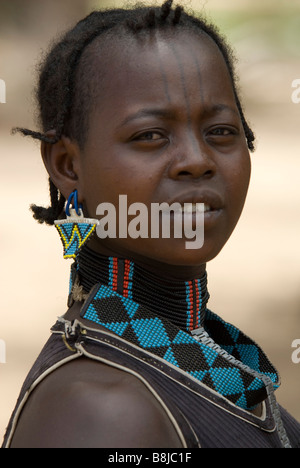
[11,31,252,447]
[11,326,182,448]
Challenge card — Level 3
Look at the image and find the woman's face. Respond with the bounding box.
[76,30,251,273]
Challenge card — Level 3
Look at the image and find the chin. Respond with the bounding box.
[138,238,226,268]
[91,236,227,270]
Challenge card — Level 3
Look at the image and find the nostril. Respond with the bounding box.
[178,169,214,178]
[170,150,216,180]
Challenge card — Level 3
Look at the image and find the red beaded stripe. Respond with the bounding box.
[188,280,194,331]
[112,257,118,292]
[187,280,200,331]
[123,259,131,298]
[194,279,200,329]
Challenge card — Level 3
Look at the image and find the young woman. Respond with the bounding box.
[3,0,300,448]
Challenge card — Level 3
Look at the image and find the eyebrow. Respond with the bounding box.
[117,104,240,128]
[117,109,175,128]
[209,104,240,117]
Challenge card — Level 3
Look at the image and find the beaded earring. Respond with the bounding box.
[54,190,98,259]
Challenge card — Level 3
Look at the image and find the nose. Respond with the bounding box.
[168,130,216,180]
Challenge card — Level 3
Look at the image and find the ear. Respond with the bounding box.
[41,133,82,202]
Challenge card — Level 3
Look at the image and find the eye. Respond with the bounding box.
[129,129,169,151]
[134,131,164,141]
[206,126,239,146]
[209,127,236,137]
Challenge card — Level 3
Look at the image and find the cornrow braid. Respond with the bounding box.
[30,179,66,225]
[15,0,255,225]
[173,6,183,25]
[160,0,173,21]
[145,9,156,28]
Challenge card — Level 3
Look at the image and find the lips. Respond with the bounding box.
[178,203,211,214]
[166,190,224,214]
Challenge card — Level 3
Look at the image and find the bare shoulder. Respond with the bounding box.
[10,357,183,448]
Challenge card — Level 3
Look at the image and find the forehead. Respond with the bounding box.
[83,29,236,123]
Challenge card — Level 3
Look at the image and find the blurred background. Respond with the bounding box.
[0,0,300,443]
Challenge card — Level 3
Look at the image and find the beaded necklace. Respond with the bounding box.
[77,246,210,333]
[74,247,280,411]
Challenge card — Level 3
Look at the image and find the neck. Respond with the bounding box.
[88,239,207,280]
[76,246,210,332]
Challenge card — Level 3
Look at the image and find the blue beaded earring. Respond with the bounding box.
[54,190,98,259]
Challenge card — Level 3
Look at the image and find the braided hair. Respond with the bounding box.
[15,0,255,225]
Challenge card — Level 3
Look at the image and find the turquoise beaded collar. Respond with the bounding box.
[76,246,210,333]
[65,247,281,412]
[69,250,280,412]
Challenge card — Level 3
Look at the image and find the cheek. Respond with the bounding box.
[227,152,251,216]
[238,153,251,195]
[81,155,158,217]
